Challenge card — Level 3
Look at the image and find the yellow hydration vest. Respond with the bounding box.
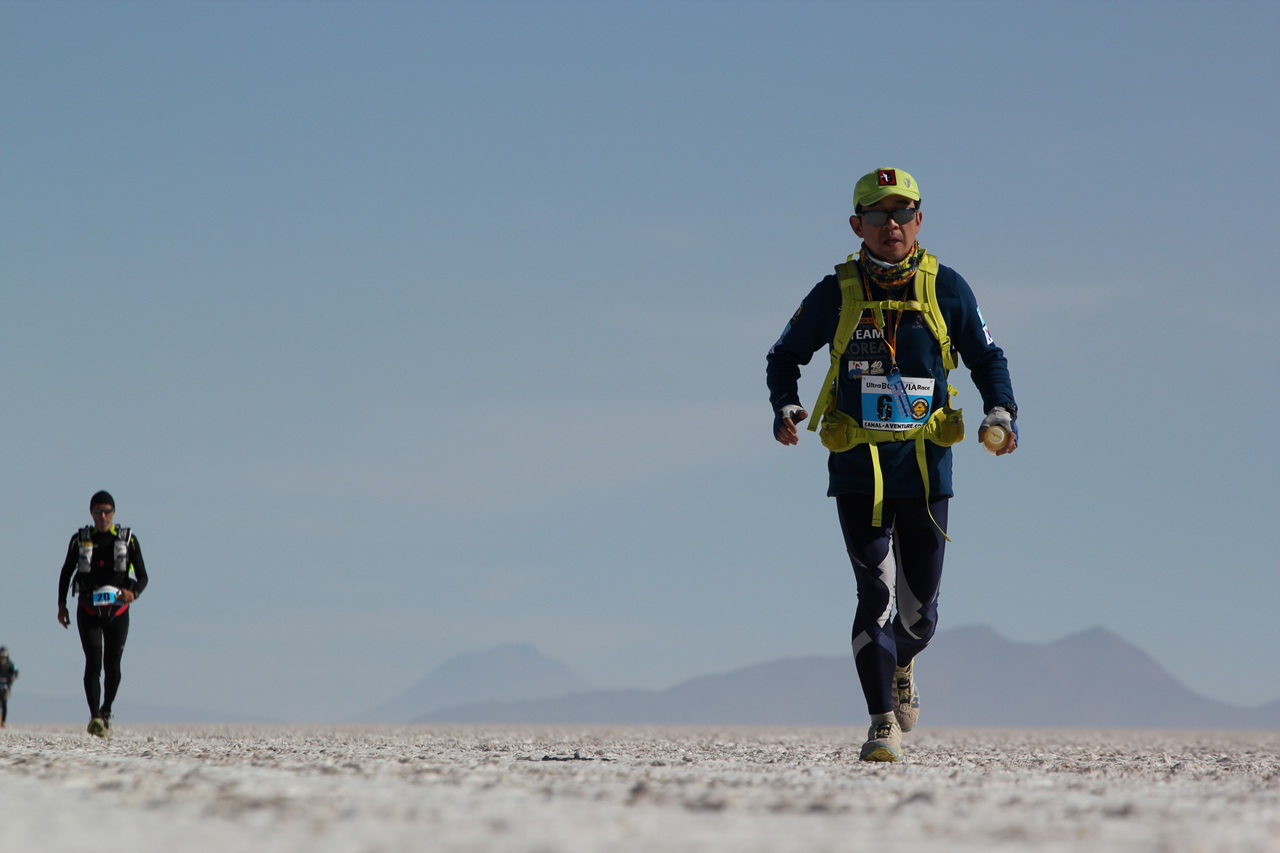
[806,253,963,536]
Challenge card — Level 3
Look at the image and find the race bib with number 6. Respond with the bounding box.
[859,375,935,430]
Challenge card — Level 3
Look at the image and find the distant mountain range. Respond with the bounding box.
[391,627,1280,730]
[14,629,1278,728]
[358,642,594,722]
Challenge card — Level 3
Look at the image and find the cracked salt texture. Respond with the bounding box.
[2,724,1277,852]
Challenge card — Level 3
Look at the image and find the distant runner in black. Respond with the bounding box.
[57,490,149,737]
[0,646,17,727]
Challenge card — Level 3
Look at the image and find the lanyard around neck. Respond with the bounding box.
[860,275,909,363]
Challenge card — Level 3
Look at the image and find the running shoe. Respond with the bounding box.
[859,718,902,762]
[101,711,113,736]
[893,660,920,732]
[87,717,107,737]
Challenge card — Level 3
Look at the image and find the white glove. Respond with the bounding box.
[779,404,807,424]
[979,406,1013,434]
[979,406,1017,453]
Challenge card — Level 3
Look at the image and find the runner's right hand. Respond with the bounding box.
[774,405,808,445]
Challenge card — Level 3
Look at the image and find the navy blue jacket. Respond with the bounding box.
[767,260,1016,499]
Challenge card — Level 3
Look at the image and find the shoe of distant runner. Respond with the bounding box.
[101,711,113,736]
[87,717,107,737]
[893,660,920,732]
[859,719,902,762]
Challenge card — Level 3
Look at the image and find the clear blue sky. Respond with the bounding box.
[2,0,1277,721]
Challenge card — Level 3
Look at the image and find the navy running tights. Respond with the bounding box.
[77,606,129,718]
[837,493,948,716]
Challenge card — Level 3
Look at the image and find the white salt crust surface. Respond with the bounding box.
[1,724,1278,852]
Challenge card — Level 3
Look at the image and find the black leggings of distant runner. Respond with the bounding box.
[0,687,8,723]
[77,606,130,719]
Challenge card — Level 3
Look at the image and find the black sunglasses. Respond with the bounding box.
[860,208,918,227]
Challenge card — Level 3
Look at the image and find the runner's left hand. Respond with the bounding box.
[978,407,1018,456]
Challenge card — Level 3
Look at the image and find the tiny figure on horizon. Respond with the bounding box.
[767,167,1018,761]
[57,490,149,737]
[0,646,17,727]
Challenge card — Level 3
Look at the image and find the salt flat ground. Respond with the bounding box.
[1,724,1277,853]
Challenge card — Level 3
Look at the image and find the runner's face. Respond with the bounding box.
[850,195,922,264]
[91,504,115,532]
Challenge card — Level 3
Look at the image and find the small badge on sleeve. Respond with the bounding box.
[977,305,994,344]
